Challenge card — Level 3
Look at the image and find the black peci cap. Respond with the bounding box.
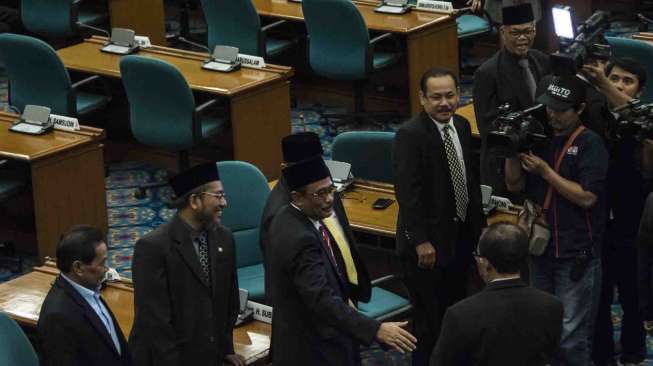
[282,156,331,191]
[502,4,534,26]
[169,163,220,197]
[282,132,324,163]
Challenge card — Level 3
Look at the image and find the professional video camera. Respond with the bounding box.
[550,7,611,76]
[610,99,653,141]
[486,103,549,156]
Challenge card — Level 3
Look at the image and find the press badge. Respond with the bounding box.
[567,146,579,156]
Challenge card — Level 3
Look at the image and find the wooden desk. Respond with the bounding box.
[341,180,518,237]
[57,37,293,179]
[0,263,271,365]
[457,103,480,138]
[252,0,458,114]
[108,0,166,45]
[0,112,107,260]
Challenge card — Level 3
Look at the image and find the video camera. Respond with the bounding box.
[486,103,549,156]
[550,7,611,76]
[610,99,653,141]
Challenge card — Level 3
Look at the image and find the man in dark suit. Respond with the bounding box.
[473,3,550,197]
[38,225,131,366]
[393,67,483,366]
[260,132,372,305]
[268,156,416,366]
[129,163,245,366]
[430,222,563,366]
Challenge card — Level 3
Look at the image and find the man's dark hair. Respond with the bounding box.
[420,67,459,93]
[478,222,528,274]
[606,57,647,91]
[56,225,105,273]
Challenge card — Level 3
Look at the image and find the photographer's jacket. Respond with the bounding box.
[526,128,609,258]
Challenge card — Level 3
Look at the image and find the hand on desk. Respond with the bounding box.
[375,321,417,354]
[416,241,437,269]
[224,353,246,366]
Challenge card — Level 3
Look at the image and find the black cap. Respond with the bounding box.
[536,76,586,112]
[282,156,331,191]
[170,163,220,197]
[282,132,323,163]
[502,4,534,26]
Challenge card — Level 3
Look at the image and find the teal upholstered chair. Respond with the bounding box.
[331,131,395,184]
[457,14,491,39]
[21,0,107,39]
[0,312,39,366]
[606,36,653,103]
[358,275,412,321]
[302,0,401,131]
[120,55,227,173]
[200,0,295,58]
[217,161,270,302]
[0,33,110,117]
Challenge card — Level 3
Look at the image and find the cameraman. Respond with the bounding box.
[505,76,609,366]
[584,57,651,366]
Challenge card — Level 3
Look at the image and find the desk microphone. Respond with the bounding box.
[178,37,210,52]
[76,22,110,38]
[638,13,653,25]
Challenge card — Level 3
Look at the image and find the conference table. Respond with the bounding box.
[107,0,458,115]
[57,37,293,179]
[0,112,107,260]
[0,262,271,365]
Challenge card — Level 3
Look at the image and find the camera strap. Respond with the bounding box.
[543,125,586,211]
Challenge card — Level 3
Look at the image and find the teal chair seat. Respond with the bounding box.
[373,51,401,71]
[265,37,295,58]
[0,312,39,366]
[358,287,412,320]
[457,14,491,39]
[331,131,395,183]
[76,90,111,116]
[237,264,266,302]
[200,115,227,138]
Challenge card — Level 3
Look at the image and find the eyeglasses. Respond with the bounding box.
[197,191,227,200]
[309,185,337,200]
[506,28,536,39]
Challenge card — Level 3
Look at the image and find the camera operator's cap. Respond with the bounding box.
[170,163,220,197]
[502,4,534,26]
[283,156,331,191]
[536,76,586,112]
[282,132,324,163]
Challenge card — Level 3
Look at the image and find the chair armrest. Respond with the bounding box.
[261,19,287,33]
[195,98,222,114]
[370,32,394,46]
[71,75,103,90]
[371,274,399,286]
[369,32,401,54]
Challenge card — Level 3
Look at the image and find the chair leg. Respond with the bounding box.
[179,150,190,172]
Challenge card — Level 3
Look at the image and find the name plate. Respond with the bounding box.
[134,36,152,48]
[490,195,512,210]
[50,113,80,132]
[237,54,266,69]
[247,300,273,324]
[416,0,453,12]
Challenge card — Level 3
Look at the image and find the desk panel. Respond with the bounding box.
[108,0,166,45]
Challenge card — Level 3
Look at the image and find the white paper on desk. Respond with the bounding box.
[10,123,43,134]
[101,44,132,54]
[376,5,407,13]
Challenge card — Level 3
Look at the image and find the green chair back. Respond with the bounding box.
[0,33,74,115]
[0,313,39,366]
[21,0,77,38]
[302,0,370,81]
[200,0,262,56]
[217,161,270,268]
[119,55,198,152]
[606,36,653,103]
[331,131,395,184]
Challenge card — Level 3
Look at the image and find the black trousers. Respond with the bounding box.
[592,230,646,365]
[400,222,480,366]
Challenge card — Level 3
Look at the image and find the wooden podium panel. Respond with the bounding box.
[108,0,167,45]
[0,113,107,260]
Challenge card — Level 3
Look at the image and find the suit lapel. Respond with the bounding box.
[170,215,211,289]
[56,276,121,356]
[208,226,229,295]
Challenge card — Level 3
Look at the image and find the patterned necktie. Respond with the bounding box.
[518,58,537,100]
[196,231,211,282]
[323,216,358,285]
[442,125,469,221]
[318,222,340,274]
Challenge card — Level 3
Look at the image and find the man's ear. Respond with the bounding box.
[290,190,302,206]
[575,102,586,115]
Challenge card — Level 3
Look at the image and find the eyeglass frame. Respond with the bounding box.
[505,27,536,39]
[195,191,227,200]
[307,185,337,200]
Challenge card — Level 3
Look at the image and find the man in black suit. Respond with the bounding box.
[473,4,550,197]
[393,67,483,366]
[268,156,416,366]
[260,132,372,305]
[129,163,245,366]
[38,225,131,366]
[430,222,563,366]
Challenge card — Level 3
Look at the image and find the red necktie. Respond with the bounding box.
[319,222,338,270]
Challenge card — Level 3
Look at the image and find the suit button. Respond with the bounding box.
[453,217,459,223]
[209,336,215,343]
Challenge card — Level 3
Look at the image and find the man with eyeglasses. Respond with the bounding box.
[130,163,246,366]
[430,222,562,366]
[473,3,551,198]
[268,156,417,366]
